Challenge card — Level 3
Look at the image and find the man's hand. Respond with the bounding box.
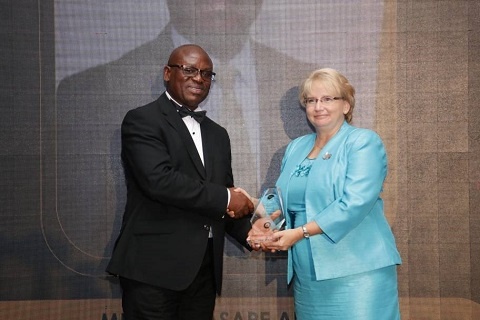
[227,187,254,219]
[232,187,259,207]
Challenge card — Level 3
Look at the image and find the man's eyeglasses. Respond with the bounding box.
[304,96,343,106]
[168,64,216,81]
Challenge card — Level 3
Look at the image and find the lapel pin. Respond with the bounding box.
[322,152,331,160]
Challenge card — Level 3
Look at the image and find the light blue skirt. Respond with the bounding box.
[292,214,400,319]
[293,263,400,319]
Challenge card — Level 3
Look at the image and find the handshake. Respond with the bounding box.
[226,187,255,219]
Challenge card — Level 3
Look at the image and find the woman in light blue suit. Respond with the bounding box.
[247,68,402,319]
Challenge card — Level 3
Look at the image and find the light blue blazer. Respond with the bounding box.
[276,121,401,283]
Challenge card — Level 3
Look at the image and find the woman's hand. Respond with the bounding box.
[260,228,304,252]
[247,218,276,251]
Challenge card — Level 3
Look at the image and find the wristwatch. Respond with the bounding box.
[301,225,310,238]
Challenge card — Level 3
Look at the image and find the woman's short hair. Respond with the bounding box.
[298,68,355,123]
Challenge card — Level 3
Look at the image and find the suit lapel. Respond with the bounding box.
[200,120,217,181]
[159,95,207,179]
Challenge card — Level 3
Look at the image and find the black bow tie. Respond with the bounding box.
[177,106,206,123]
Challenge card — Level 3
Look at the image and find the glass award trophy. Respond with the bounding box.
[250,187,285,231]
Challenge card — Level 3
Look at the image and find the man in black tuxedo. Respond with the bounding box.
[106,44,255,319]
[54,0,314,299]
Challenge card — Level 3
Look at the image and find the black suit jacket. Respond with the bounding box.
[106,93,252,293]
